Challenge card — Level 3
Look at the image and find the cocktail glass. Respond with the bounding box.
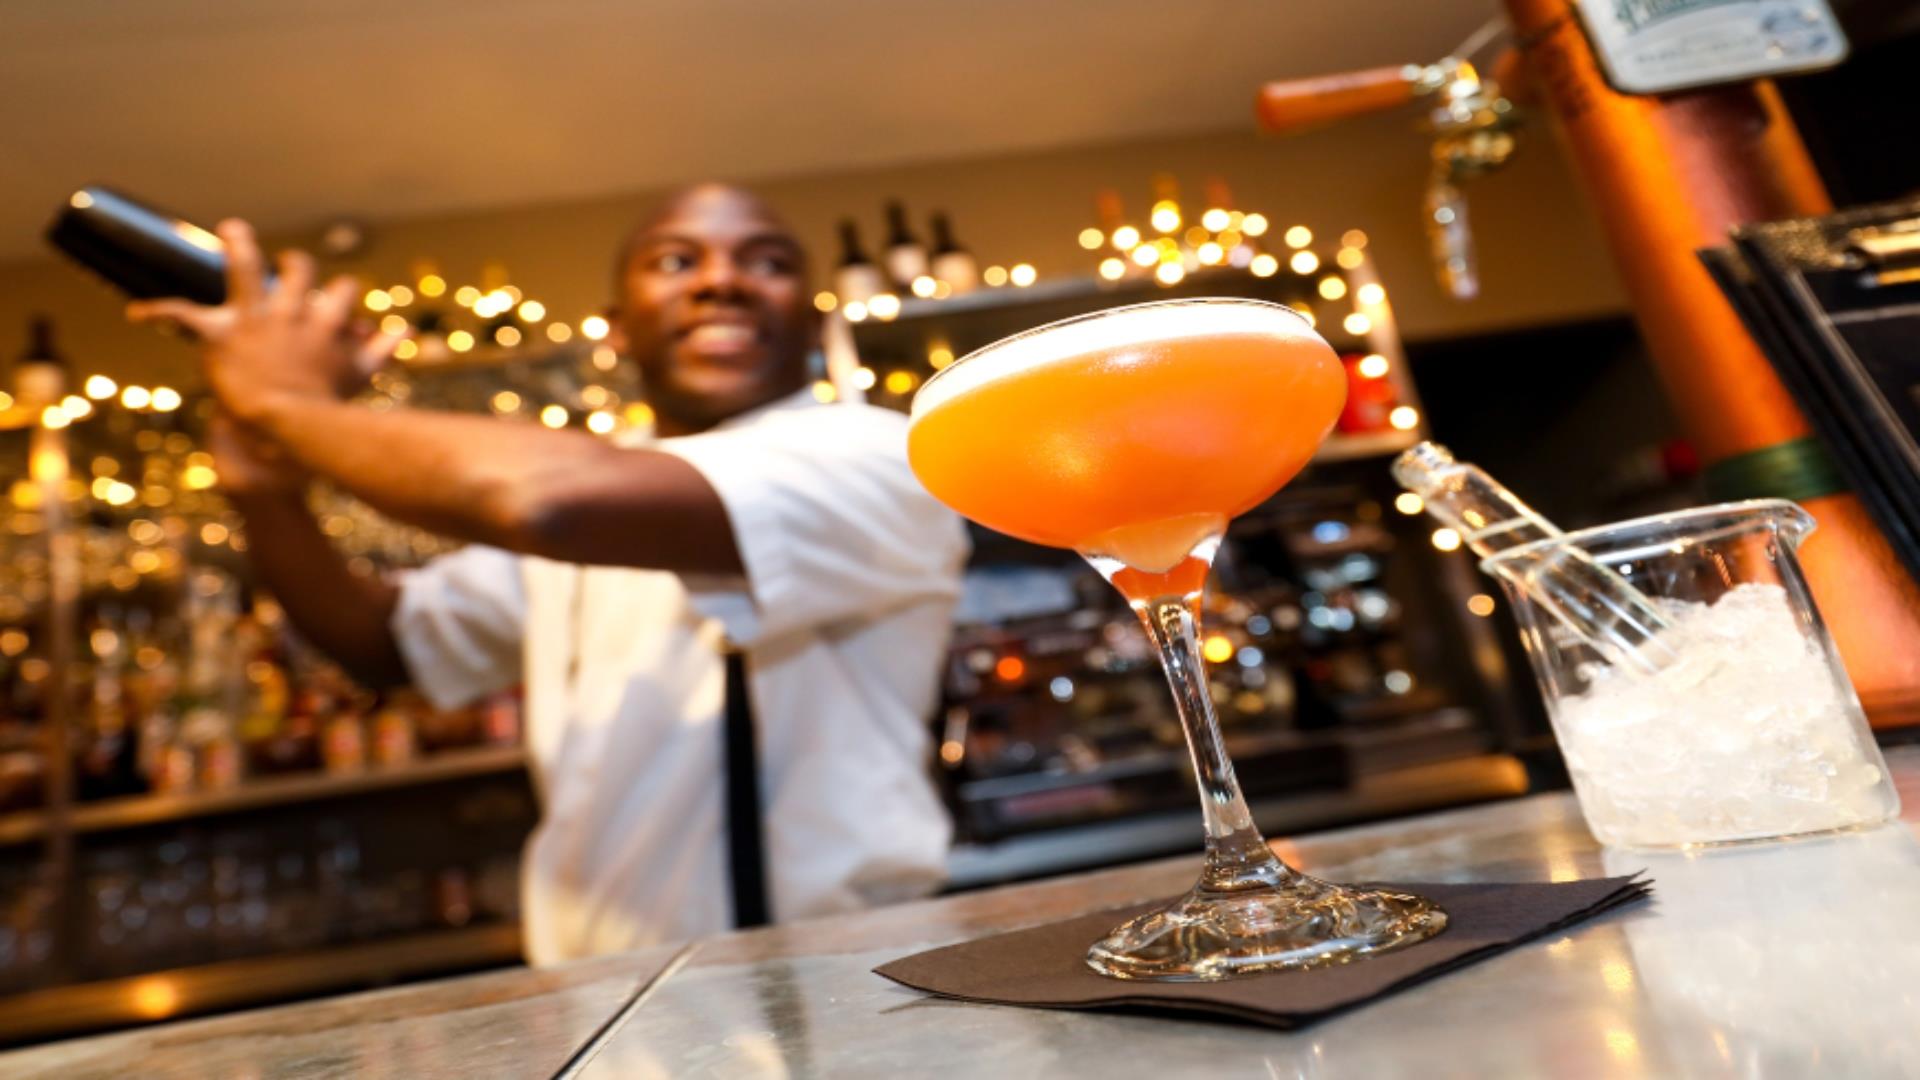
[908,298,1446,980]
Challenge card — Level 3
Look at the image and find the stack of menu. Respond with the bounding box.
[1701,197,1920,582]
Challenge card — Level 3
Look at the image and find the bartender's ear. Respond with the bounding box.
[603,305,628,353]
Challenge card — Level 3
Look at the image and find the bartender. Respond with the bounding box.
[127,184,969,964]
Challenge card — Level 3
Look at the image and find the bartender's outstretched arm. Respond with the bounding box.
[129,220,744,577]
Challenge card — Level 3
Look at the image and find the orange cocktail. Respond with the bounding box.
[908,299,1345,580]
[907,299,1445,982]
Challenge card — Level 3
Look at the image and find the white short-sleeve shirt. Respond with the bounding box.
[391,391,968,965]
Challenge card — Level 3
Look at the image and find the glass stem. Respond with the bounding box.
[1136,593,1292,892]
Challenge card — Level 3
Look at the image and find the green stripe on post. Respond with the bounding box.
[1702,437,1849,504]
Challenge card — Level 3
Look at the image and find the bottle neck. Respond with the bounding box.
[885,204,916,247]
[837,224,870,267]
[930,215,961,255]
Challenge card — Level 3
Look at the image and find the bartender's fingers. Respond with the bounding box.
[272,250,315,320]
[217,219,266,311]
[310,274,358,331]
[125,299,231,339]
[357,325,402,369]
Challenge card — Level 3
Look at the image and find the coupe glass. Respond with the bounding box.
[907,298,1446,980]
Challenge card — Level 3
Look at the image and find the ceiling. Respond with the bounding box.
[0,0,1492,263]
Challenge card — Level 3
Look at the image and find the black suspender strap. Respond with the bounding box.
[722,649,770,929]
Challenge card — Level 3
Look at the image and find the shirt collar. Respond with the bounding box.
[616,387,822,448]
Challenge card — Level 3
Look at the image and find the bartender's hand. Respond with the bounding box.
[125,220,397,425]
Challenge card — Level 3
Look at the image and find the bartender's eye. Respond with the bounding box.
[648,251,695,273]
[742,249,799,277]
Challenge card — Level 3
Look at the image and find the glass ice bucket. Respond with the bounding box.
[1482,499,1899,849]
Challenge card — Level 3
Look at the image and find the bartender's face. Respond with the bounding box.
[613,185,816,435]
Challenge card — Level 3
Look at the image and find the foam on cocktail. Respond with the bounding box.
[907,299,1344,575]
[910,300,1324,420]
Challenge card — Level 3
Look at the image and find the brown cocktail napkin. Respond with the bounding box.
[876,876,1651,1029]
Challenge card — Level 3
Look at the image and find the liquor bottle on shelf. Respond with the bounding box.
[14,315,67,407]
[76,611,144,801]
[831,220,886,306]
[928,212,979,295]
[882,200,930,289]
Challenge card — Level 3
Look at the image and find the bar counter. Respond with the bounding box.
[8,744,1919,1079]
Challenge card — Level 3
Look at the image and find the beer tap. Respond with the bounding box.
[1256,19,1523,299]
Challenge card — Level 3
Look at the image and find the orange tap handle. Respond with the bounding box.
[1255,65,1418,134]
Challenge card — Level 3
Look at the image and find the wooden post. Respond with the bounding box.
[1505,0,1920,725]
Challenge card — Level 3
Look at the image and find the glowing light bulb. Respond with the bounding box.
[1317,276,1348,301]
[578,315,608,340]
[1357,353,1390,379]
[868,293,902,320]
[1283,225,1313,249]
[1344,312,1372,335]
[850,367,878,391]
[380,314,409,336]
[1357,282,1386,305]
[1150,200,1181,233]
[546,323,573,343]
[1131,245,1159,268]
[1201,208,1231,232]
[40,406,70,429]
[364,289,392,312]
[843,300,869,323]
[1155,262,1185,286]
[1431,527,1462,552]
[388,285,414,307]
[517,300,546,322]
[1249,253,1279,278]
[1337,247,1366,269]
[539,404,568,429]
[84,375,117,400]
[593,346,618,371]
[1202,635,1235,664]
[1008,264,1037,288]
[1078,227,1104,250]
[1241,213,1269,237]
[418,274,447,297]
[983,265,1008,287]
[491,391,521,413]
[454,286,481,307]
[1098,257,1126,281]
[1389,405,1420,430]
[928,344,955,369]
[1290,251,1320,274]
[811,381,838,403]
[447,330,475,353]
[1197,242,1224,266]
[1394,492,1425,515]
[1467,594,1496,617]
[494,326,523,347]
[1342,229,1369,248]
[586,410,616,434]
[60,395,92,420]
[910,275,937,298]
[394,339,419,360]
[1110,226,1141,251]
[884,370,918,395]
[813,291,838,313]
[120,385,152,409]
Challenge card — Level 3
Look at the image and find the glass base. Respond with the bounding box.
[1085,874,1448,982]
